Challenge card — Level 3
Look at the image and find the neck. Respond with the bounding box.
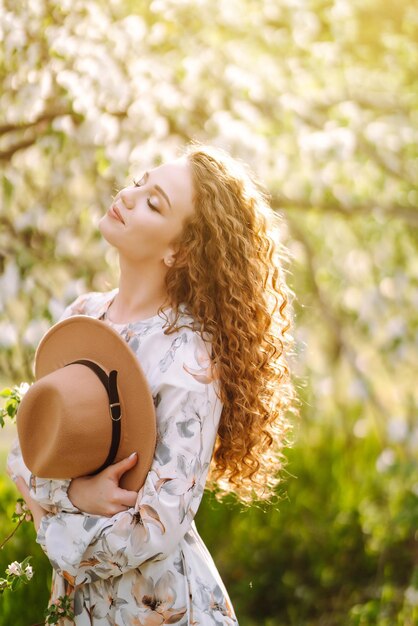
[109,256,170,323]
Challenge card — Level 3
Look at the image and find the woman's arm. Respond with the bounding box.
[35,332,222,585]
[29,452,140,516]
[17,457,137,541]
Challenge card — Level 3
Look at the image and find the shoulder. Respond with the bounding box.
[58,289,117,321]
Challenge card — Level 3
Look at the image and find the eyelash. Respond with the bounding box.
[147,198,159,212]
[132,178,159,213]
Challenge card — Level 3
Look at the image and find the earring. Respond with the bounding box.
[165,257,174,267]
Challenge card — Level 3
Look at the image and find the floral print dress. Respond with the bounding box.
[7,289,239,625]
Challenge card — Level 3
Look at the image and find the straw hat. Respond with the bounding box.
[16,316,156,491]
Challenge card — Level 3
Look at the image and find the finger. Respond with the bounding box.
[110,504,132,516]
[15,476,29,496]
[107,452,138,480]
[115,488,138,508]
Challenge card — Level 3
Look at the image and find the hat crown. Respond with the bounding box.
[16,315,156,490]
[17,362,114,478]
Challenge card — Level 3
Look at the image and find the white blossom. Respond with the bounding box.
[6,561,22,577]
[17,382,30,397]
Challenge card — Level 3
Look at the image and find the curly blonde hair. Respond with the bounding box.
[160,144,298,504]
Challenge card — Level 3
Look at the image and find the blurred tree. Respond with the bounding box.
[0,0,417,624]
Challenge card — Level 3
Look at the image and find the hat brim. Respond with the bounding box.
[34,315,156,491]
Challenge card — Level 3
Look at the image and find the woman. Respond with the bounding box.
[8,144,297,624]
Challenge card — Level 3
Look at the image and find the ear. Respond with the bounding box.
[163,254,175,268]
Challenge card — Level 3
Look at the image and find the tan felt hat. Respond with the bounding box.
[16,315,156,492]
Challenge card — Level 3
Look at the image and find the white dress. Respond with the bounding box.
[7,289,239,625]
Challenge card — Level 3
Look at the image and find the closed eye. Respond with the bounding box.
[134,174,161,213]
[147,198,160,212]
[133,174,146,188]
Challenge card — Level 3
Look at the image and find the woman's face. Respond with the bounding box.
[99,157,194,264]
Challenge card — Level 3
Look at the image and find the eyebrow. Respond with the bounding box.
[145,171,172,211]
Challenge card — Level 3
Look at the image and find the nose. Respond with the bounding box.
[119,187,136,210]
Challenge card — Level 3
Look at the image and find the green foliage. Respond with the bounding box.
[196,413,418,626]
[0,384,29,427]
[44,595,75,624]
[0,471,51,626]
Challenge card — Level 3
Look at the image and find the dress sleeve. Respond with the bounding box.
[35,330,223,585]
[6,436,78,513]
[6,436,32,487]
[26,293,93,513]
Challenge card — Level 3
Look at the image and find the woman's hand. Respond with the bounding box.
[68,452,139,516]
[14,476,48,533]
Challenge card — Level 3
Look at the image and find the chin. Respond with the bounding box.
[98,216,118,247]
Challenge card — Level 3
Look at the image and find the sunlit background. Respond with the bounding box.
[0,1,417,624]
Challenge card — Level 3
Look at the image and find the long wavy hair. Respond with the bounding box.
[160,144,298,504]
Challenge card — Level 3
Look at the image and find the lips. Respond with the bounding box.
[109,205,125,225]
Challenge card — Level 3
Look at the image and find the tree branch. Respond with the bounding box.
[0,107,79,161]
[0,108,74,137]
[0,138,38,161]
